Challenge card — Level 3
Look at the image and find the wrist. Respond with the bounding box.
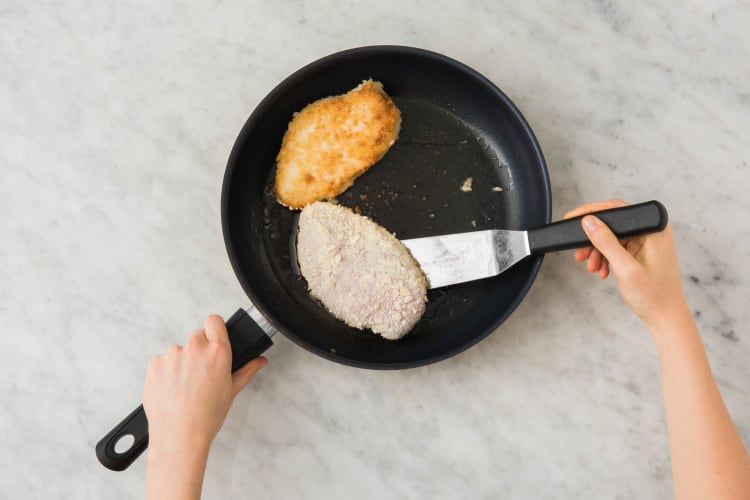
[642,295,689,330]
[644,301,697,353]
[148,420,216,452]
[146,438,211,500]
[148,433,212,461]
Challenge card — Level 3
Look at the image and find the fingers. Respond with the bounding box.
[159,343,184,358]
[564,198,629,219]
[203,314,229,346]
[186,329,208,348]
[625,237,644,256]
[585,249,611,278]
[581,215,636,274]
[184,315,230,350]
[567,200,629,271]
[587,249,602,273]
[577,248,611,278]
[599,259,610,279]
[574,247,592,262]
[231,357,268,397]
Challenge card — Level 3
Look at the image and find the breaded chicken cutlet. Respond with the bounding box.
[296,202,427,340]
[275,80,401,209]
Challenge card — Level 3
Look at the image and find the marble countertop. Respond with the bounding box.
[2,1,749,498]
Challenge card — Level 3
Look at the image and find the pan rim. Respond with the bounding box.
[221,45,551,369]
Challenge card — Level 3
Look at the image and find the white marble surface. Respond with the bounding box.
[2,1,749,498]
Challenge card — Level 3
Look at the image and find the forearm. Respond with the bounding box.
[650,307,750,500]
[146,440,210,500]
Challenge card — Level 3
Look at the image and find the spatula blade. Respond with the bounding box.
[401,229,530,289]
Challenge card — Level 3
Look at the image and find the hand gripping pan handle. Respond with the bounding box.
[95,308,273,471]
[527,200,668,254]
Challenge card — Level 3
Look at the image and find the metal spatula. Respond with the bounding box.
[401,201,668,289]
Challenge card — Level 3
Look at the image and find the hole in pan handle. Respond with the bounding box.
[95,307,275,471]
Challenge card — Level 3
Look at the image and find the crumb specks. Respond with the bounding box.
[460,177,473,192]
[492,186,504,192]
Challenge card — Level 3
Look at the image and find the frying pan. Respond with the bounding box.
[96,45,551,470]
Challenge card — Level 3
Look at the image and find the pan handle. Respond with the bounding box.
[95,308,274,471]
[527,200,668,254]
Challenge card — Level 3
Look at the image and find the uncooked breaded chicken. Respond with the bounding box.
[275,80,401,209]
[296,202,427,340]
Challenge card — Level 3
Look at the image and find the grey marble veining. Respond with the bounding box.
[1,1,749,499]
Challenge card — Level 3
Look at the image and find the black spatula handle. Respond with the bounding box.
[528,200,668,254]
[95,308,273,471]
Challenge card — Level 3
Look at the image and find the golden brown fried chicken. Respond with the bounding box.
[275,80,401,209]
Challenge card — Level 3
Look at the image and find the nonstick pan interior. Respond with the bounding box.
[222,46,550,368]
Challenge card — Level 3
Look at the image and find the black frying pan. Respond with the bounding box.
[96,45,551,471]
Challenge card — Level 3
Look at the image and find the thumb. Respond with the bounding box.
[231,356,268,397]
[581,216,635,272]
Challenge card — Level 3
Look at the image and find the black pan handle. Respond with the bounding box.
[95,308,274,471]
[527,200,668,254]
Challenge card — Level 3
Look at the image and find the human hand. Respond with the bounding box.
[143,315,267,500]
[143,314,267,455]
[568,201,750,499]
[565,199,688,330]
